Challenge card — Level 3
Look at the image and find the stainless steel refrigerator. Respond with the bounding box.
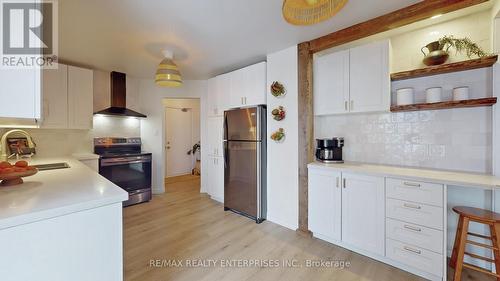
[223,105,266,223]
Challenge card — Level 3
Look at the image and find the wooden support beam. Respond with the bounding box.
[297,42,313,236]
[308,0,488,53]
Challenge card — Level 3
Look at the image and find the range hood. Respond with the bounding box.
[94,71,147,118]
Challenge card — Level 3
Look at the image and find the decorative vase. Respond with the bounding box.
[421,41,450,66]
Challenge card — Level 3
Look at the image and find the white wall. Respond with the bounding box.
[266,46,299,231]
[139,80,207,194]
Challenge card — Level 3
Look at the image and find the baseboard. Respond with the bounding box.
[266,216,298,231]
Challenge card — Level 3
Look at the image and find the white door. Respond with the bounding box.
[309,169,342,242]
[349,40,390,113]
[41,65,68,129]
[314,49,350,115]
[68,66,93,129]
[165,107,193,177]
[244,62,266,106]
[341,173,385,256]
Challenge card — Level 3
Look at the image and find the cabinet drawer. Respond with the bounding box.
[386,218,443,254]
[386,178,443,207]
[386,239,443,277]
[386,199,443,230]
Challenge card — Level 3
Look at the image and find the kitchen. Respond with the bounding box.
[2,1,500,281]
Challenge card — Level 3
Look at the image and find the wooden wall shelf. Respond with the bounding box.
[391,56,498,81]
[390,97,497,112]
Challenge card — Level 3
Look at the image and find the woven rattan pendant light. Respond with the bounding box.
[155,49,183,87]
[283,0,348,26]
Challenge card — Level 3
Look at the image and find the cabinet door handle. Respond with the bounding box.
[404,225,422,232]
[336,177,339,188]
[403,203,422,210]
[344,101,348,111]
[343,178,346,188]
[403,181,421,188]
[350,100,354,111]
[403,246,421,255]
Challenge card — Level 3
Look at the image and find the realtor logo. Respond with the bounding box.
[1,0,58,69]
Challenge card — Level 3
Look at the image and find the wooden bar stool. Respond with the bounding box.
[450,206,500,281]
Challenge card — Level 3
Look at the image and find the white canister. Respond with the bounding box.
[396,88,414,106]
[426,87,442,103]
[453,87,470,101]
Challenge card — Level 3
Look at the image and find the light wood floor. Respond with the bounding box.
[123,176,489,281]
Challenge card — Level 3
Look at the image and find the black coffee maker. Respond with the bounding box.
[315,138,344,163]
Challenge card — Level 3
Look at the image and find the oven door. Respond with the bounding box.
[99,155,152,193]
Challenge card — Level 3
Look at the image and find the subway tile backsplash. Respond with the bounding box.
[315,107,492,173]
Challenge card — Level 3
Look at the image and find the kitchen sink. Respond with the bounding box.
[33,162,70,171]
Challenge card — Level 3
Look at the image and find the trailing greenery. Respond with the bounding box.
[438,35,489,58]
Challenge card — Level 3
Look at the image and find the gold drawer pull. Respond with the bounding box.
[403,203,422,210]
[403,181,421,187]
[404,225,422,232]
[403,246,422,255]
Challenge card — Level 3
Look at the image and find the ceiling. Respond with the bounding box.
[59,0,422,80]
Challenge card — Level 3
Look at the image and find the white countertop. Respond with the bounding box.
[0,157,128,230]
[308,161,500,190]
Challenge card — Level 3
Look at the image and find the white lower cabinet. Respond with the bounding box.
[308,169,341,242]
[341,173,385,256]
[308,168,445,281]
[308,170,385,256]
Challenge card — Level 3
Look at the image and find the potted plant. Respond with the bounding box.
[187,142,201,160]
[421,35,490,66]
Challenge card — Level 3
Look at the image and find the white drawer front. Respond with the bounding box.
[387,239,443,277]
[386,178,443,207]
[386,199,443,230]
[386,218,443,254]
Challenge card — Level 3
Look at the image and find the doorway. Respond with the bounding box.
[164,99,201,181]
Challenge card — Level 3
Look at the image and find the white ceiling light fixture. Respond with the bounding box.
[155,49,183,87]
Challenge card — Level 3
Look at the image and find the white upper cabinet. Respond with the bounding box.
[341,173,385,256]
[308,169,342,242]
[313,40,390,115]
[0,67,41,125]
[314,50,350,115]
[349,40,390,113]
[225,62,267,109]
[243,62,266,106]
[207,77,219,117]
[68,66,93,129]
[208,76,229,117]
[41,65,68,129]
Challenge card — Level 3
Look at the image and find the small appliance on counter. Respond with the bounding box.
[315,138,344,163]
[94,137,152,207]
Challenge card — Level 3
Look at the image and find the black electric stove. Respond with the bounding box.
[94,137,152,207]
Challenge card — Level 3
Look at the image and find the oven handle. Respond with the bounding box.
[101,159,151,167]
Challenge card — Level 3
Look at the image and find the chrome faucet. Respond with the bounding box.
[0,129,36,160]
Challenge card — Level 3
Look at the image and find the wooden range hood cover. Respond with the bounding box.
[94,71,147,118]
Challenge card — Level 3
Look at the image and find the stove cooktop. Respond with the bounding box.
[98,151,152,159]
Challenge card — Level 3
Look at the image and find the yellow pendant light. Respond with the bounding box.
[282,0,348,26]
[155,49,183,87]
